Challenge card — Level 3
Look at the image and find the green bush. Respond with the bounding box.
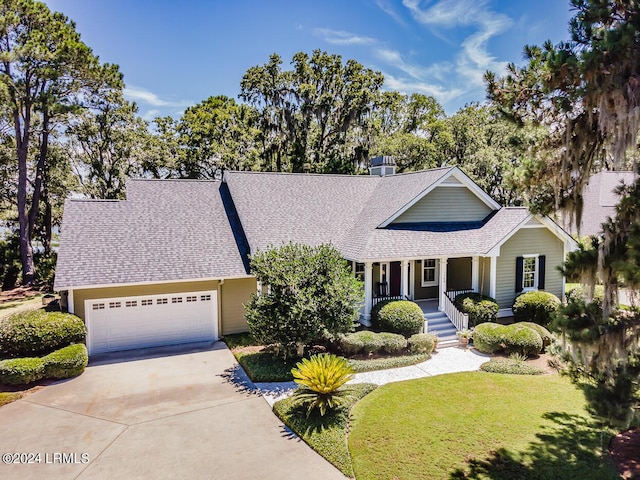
[42,344,88,379]
[339,331,408,355]
[503,324,543,356]
[454,293,498,327]
[518,322,553,350]
[0,310,86,358]
[512,291,561,326]
[0,357,44,385]
[480,359,545,375]
[376,333,408,354]
[407,333,437,354]
[472,323,504,354]
[372,300,424,337]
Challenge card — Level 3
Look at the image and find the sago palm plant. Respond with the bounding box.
[291,353,355,417]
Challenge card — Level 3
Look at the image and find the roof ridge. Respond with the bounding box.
[128,178,220,183]
[68,198,121,203]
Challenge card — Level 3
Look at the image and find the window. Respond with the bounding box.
[186,296,197,302]
[171,297,183,304]
[354,263,365,282]
[421,259,439,287]
[516,254,545,292]
[200,294,211,301]
[109,301,121,309]
[157,298,168,305]
[523,256,537,290]
[141,299,153,306]
[92,303,105,310]
[125,300,137,308]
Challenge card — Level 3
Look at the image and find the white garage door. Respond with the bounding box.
[85,291,218,355]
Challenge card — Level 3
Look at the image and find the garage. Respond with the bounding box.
[85,291,218,355]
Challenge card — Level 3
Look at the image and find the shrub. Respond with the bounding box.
[472,323,504,354]
[291,354,354,416]
[512,291,561,326]
[565,284,604,305]
[454,293,498,327]
[480,358,545,375]
[518,322,553,350]
[503,324,543,356]
[372,300,424,337]
[0,310,86,358]
[407,333,437,354]
[42,344,88,379]
[376,332,408,354]
[0,357,44,385]
[245,243,362,359]
[339,331,383,356]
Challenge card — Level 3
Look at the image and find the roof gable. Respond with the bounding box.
[379,167,501,228]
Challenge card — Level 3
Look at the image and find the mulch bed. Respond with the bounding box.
[609,427,640,479]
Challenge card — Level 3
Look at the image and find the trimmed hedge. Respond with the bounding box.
[518,322,553,350]
[43,344,88,379]
[0,357,45,385]
[0,309,86,358]
[454,293,498,327]
[502,324,543,356]
[0,344,88,385]
[472,323,504,354]
[480,359,545,375]
[512,291,561,326]
[472,322,545,356]
[339,331,407,356]
[371,300,424,337]
[407,333,437,354]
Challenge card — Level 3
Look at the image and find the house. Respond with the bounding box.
[54,157,577,355]
[560,171,637,237]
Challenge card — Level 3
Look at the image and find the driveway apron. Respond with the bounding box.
[0,342,344,480]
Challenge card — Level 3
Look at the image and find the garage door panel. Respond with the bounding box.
[86,291,217,355]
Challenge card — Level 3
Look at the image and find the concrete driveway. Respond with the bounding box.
[0,342,345,480]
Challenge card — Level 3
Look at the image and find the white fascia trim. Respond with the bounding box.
[535,215,579,251]
[57,275,255,292]
[378,167,501,228]
[345,253,484,264]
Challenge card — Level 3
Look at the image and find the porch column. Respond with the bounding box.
[438,258,448,311]
[489,256,497,299]
[471,256,480,291]
[363,262,373,323]
[67,289,74,314]
[409,260,415,300]
[401,260,410,299]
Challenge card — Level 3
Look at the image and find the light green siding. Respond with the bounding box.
[495,228,565,309]
[413,260,438,300]
[393,186,493,224]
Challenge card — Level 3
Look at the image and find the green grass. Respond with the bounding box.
[0,295,43,317]
[222,332,258,349]
[274,383,377,477]
[348,372,618,480]
[0,392,21,407]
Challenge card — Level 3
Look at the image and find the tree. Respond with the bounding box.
[176,95,260,178]
[244,243,363,359]
[240,50,384,173]
[487,0,640,425]
[0,0,120,283]
[68,92,148,199]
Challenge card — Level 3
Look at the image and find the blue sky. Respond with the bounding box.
[45,0,574,120]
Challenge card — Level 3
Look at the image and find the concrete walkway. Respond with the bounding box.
[257,346,489,407]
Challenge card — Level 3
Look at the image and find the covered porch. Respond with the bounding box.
[356,256,497,334]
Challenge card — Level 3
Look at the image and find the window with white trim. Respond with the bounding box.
[354,263,365,282]
[522,255,538,291]
[200,294,211,301]
[421,259,439,287]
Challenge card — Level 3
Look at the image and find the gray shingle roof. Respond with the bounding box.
[224,168,530,261]
[53,179,249,290]
[562,171,637,237]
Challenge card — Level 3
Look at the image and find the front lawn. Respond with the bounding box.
[0,391,21,407]
[348,372,619,480]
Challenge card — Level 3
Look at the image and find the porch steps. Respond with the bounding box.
[424,311,459,347]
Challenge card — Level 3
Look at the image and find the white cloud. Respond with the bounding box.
[374,47,452,81]
[383,73,464,104]
[313,28,376,45]
[124,86,192,108]
[401,0,513,87]
[140,109,161,122]
[375,0,407,26]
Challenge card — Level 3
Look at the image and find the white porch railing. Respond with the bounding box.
[442,290,470,331]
